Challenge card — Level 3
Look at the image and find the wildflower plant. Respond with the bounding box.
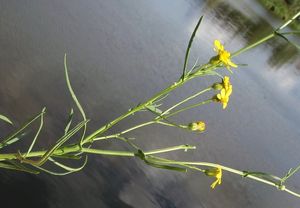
[0,12,300,198]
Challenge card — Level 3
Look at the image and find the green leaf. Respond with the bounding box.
[146,105,164,115]
[0,161,39,174]
[64,54,87,144]
[0,114,13,125]
[275,32,300,50]
[48,155,88,172]
[146,161,187,172]
[64,108,74,135]
[51,153,82,160]
[33,165,75,176]
[144,156,187,172]
[37,120,89,166]
[280,164,300,185]
[17,120,88,166]
[182,16,203,79]
[0,110,45,149]
[242,171,281,184]
[25,107,46,156]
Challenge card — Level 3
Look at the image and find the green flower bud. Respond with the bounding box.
[212,83,223,90]
[188,121,206,132]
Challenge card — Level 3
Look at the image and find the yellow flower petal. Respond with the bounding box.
[228,59,238,68]
[214,40,224,52]
[206,167,223,189]
[213,40,237,70]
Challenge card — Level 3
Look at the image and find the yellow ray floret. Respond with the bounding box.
[205,167,223,189]
[214,40,237,70]
[215,76,233,109]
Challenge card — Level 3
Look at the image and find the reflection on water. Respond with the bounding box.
[268,42,299,70]
[200,0,300,71]
[0,0,300,207]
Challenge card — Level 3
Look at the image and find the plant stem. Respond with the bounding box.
[231,34,275,58]
[93,99,211,141]
[232,11,300,58]
[146,159,300,198]
[160,87,212,116]
[0,144,196,160]
[165,99,212,118]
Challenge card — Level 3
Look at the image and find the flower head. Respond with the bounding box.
[214,76,233,109]
[205,167,222,189]
[214,40,237,70]
[188,121,206,132]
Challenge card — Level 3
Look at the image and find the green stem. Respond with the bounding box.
[277,12,300,31]
[147,159,300,198]
[93,99,211,141]
[0,144,196,160]
[160,87,212,116]
[144,145,196,155]
[166,99,212,118]
[93,120,185,141]
[82,77,188,144]
[93,121,155,141]
[232,11,300,58]
[231,33,275,58]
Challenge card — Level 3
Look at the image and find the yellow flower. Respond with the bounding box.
[217,88,232,109]
[188,121,206,132]
[215,76,233,109]
[213,76,232,109]
[205,167,222,189]
[222,76,230,91]
[214,40,237,70]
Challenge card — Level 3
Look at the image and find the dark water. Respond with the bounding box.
[0,0,300,207]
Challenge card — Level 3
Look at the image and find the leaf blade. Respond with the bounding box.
[0,114,13,125]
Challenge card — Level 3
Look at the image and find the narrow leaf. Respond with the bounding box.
[33,165,75,176]
[182,16,203,79]
[64,54,87,143]
[17,120,88,166]
[145,160,187,172]
[0,110,45,149]
[0,114,13,125]
[146,105,164,114]
[48,155,88,172]
[0,161,39,174]
[275,32,300,49]
[37,120,88,166]
[25,107,46,156]
[64,108,74,135]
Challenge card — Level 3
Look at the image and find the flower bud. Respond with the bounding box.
[205,168,220,176]
[209,55,220,65]
[212,83,223,90]
[188,121,206,132]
